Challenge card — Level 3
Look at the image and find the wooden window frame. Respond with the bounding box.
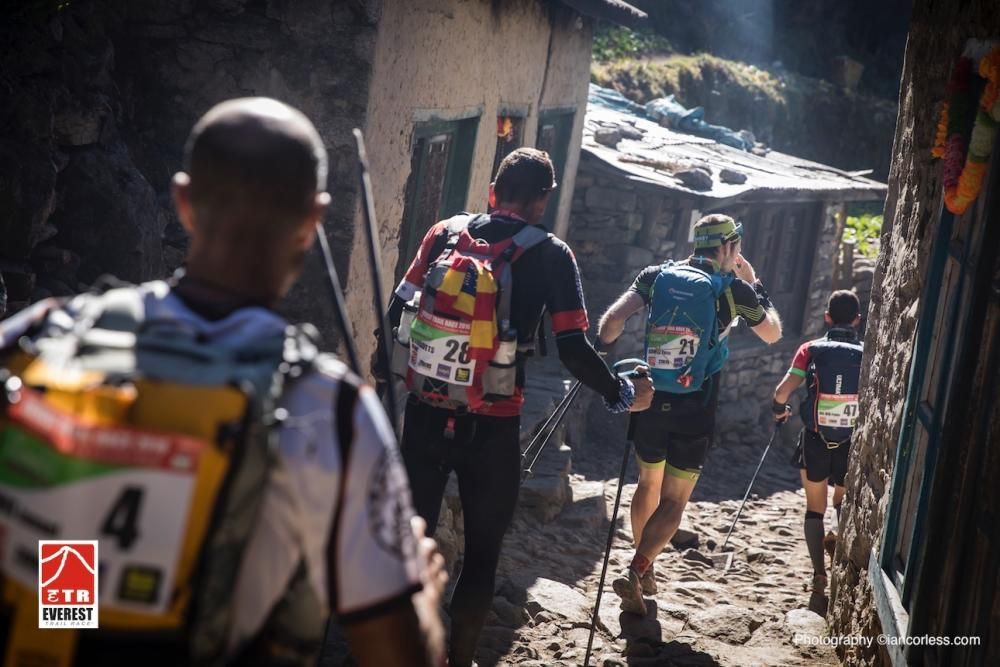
[872,146,1000,666]
[536,107,576,229]
[396,116,480,280]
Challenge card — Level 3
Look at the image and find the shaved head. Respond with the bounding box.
[173,98,330,304]
[183,97,328,236]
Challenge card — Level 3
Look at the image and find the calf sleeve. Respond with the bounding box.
[804,510,826,576]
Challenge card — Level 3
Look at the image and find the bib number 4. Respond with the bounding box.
[100,487,144,551]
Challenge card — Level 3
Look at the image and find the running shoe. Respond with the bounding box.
[640,562,657,595]
[824,531,837,559]
[612,569,647,615]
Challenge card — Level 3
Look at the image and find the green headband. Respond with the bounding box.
[693,220,743,249]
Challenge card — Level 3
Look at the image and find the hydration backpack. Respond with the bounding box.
[0,285,324,667]
[800,331,863,443]
[393,214,549,410]
[644,262,733,394]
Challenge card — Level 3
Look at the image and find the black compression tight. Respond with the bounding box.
[400,398,521,667]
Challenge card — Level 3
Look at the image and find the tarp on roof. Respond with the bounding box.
[583,86,887,204]
[557,0,647,28]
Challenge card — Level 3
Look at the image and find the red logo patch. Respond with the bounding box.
[38,540,99,628]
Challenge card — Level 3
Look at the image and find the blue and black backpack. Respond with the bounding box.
[800,330,864,443]
[645,262,733,394]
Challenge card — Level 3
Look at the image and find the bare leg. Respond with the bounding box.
[631,463,664,546]
[635,473,698,561]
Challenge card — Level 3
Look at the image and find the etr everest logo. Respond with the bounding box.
[38,541,99,629]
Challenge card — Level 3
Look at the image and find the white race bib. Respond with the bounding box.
[817,393,859,428]
[0,390,205,615]
[646,325,700,370]
[408,312,476,386]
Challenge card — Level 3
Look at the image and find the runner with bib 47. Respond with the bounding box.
[597,214,782,615]
[772,290,863,597]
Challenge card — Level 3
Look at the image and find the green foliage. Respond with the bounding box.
[843,214,883,257]
[592,24,672,62]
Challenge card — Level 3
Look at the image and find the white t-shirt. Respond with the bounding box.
[0,283,421,652]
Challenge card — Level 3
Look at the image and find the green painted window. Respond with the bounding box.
[536,109,575,229]
[396,116,479,280]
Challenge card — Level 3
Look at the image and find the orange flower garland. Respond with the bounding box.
[932,101,949,158]
[943,47,1000,214]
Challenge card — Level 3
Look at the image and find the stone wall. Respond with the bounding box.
[828,2,1000,665]
[567,153,844,449]
[0,0,378,348]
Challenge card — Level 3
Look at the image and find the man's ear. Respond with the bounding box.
[172,172,195,236]
[488,183,497,209]
[824,312,833,326]
[853,314,862,327]
[297,191,330,250]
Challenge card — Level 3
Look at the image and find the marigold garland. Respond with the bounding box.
[932,101,949,158]
[933,48,1000,214]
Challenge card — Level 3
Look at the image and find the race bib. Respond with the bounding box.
[646,325,700,370]
[408,312,476,386]
[817,393,859,427]
[0,389,212,616]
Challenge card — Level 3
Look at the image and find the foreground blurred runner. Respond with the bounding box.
[0,98,444,667]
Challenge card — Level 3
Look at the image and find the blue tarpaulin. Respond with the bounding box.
[588,84,754,151]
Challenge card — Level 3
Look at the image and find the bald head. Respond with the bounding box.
[183,97,328,236]
[173,98,330,303]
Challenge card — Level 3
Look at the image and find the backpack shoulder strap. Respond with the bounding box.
[508,225,550,258]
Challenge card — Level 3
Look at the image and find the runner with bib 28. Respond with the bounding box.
[597,214,782,615]
[772,290,863,597]
[378,148,653,667]
[0,99,445,667]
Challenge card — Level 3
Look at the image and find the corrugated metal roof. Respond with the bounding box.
[557,0,647,28]
[582,103,887,204]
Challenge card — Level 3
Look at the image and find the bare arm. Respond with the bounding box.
[774,372,804,404]
[597,290,646,345]
[751,307,783,345]
[346,603,437,667]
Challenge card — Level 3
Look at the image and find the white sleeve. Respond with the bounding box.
[333,384,421,622]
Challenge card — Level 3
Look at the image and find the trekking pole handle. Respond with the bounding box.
[612,358,648,378]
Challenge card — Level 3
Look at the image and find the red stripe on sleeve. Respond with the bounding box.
[551,309,589,334]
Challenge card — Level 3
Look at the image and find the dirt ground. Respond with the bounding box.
[473,396,843,667]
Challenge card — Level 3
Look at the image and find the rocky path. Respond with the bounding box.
[456,361,842,667]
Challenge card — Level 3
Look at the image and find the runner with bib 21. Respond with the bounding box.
[597,214,782,615]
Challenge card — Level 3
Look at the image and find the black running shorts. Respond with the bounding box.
[631,375,720,480]
[793,429,851,485]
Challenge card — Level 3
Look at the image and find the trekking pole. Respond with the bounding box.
[353,128,399,435]
[520,380,582,482]
[584,359,645,667]
[721,421,783,551]
[315,222,361,374]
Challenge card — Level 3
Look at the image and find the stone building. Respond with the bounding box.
[0,0,645,369]
[567,96,885,446]
[829,3,1000,666]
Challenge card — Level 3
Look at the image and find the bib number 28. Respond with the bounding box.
[443,339,471,365]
